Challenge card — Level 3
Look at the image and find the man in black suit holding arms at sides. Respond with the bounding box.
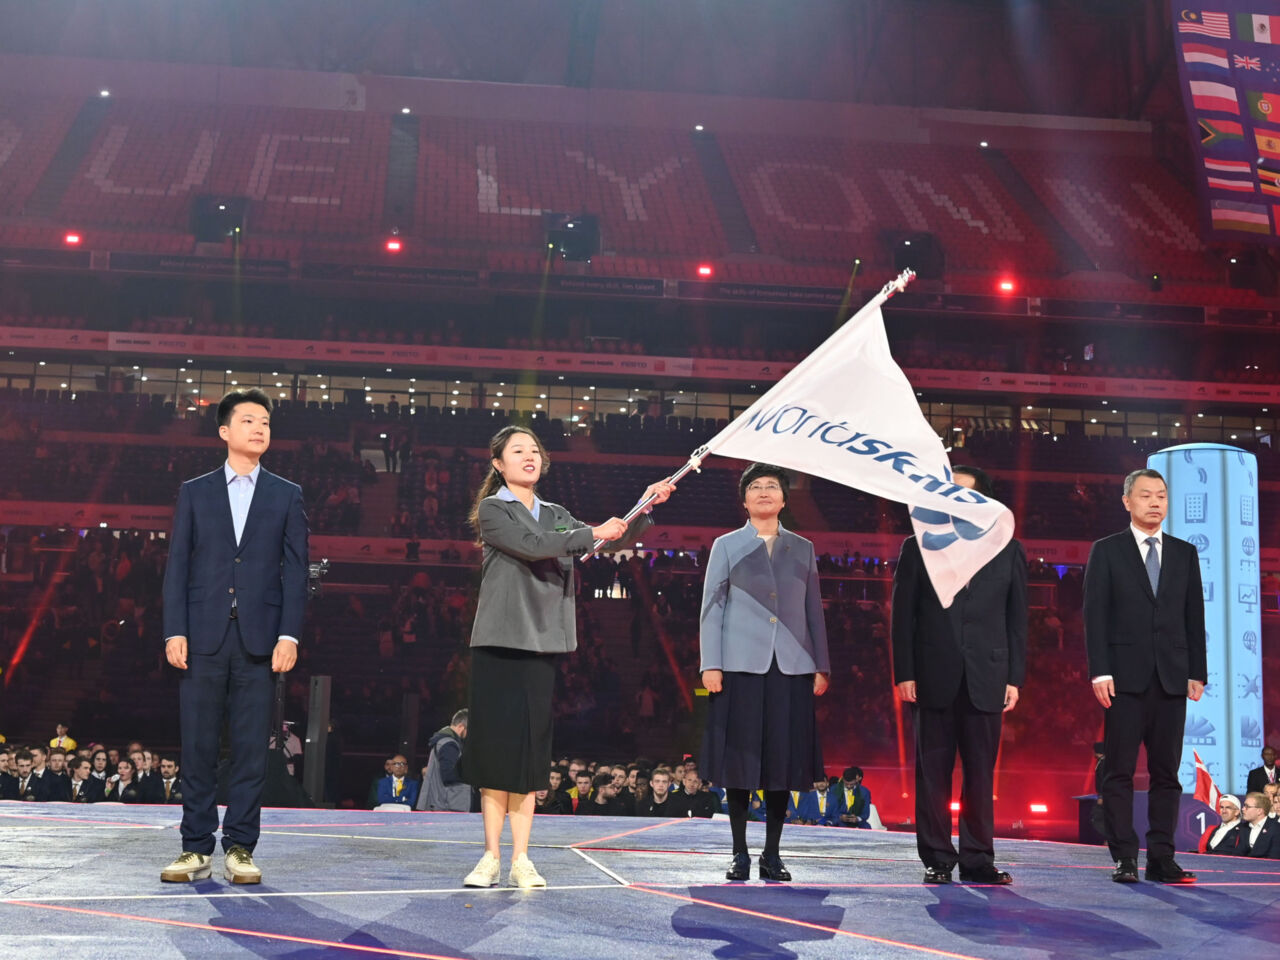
[160,388,308,885]
[892,464,1027,886]
[1085,468,1205,884]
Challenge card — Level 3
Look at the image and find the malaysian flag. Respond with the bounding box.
[1179,10,1232,38]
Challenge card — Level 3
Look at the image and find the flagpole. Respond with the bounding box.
[579,269,916,560]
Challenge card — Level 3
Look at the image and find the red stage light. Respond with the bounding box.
[997,278,1015,293]
[1029,803,1049,813]
[697,264,713,277]
[64,233,82,246]
[949,801,961,812]
[385,238,402,253]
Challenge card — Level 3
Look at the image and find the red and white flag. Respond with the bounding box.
[1193,750,1221,809]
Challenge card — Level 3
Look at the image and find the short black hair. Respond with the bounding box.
[739,463,790,504]
[1123,468,1165,497]
[842,766,863,781]
[217,388,273,428]
[952,464,994,498]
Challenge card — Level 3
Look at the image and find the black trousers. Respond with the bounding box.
[913,680,1002,872]
[1101,677,1186,862]
[179,619,273,855]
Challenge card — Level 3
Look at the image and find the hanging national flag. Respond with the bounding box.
[1183,42,1231,71]
[1211,197,1273,232]
[1246,90,1280,122]
[1200,116,1246,146]
[1236,13,1280,43]
[1205,157,1252,173]
[695,278,1013,607]
[1180,10,1232,38]
[1208,174,1255,192]
[1258,166,1280,196]
[1192,750,1221,810]
[1192,80,1242,113]
[1256,127,1280,159]
[1234,53,1262,69]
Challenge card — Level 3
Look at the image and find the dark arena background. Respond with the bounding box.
[1,2,1279,957]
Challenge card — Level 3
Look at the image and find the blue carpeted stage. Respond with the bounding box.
[2,803,1278,959]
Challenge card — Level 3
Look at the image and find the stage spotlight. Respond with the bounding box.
[99,89,110,98]
[697,264,714,277]
[997,278,1015,293]
[385,238,402,253]
[64,232,81,246]
[694,124,704,132]
[401,107,411,115]
[1029,803,1049,814]
[979,140,989,148]
[949,802,961,812]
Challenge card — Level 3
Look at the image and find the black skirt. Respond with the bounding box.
[460,645,557,794]
[701,658,823,792]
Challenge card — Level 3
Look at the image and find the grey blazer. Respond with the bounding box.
[470,495,652,654]
[699,522,831,676]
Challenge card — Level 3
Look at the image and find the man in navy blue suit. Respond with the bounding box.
[160,388,308,884]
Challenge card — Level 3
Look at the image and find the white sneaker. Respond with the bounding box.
[161,851,212,883]
[509,853,546,889]
[224,845,262,884]
[463,852,501,888]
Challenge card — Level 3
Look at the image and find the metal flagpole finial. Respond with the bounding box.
[880,268,916,300]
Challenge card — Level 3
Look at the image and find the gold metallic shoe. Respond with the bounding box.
[224,845,262,884]
[161,851,212,883]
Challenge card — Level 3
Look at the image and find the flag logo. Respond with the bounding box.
[1205,157,1251,173]
[1256,127,1280,159]
[1180,10,1232,38]
[1191,80,1241,114]
[1234,54,1262,69]
[1211,198,1273,233]
[1200,117,1245,146]
[1246,90,1280,122]
[1236,13,1280,44]
[1193,750,1221,809]
[1183,42,1230,71]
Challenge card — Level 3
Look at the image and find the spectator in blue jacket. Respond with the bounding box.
[374,755,420,808]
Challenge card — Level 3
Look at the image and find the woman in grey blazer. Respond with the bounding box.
[700,463,830,882]
[461,425,673,889]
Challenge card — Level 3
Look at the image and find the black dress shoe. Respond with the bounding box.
[923,866,953,884]
[1146,858,1196,884]
[726,852,751,881]
[959,866,1013,885]
[758,854,791,882]
[1112,858,1140,883]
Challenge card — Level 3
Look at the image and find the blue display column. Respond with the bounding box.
[1147,444,1263,796]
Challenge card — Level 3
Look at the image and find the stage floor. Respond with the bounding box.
[2,803,1278,959]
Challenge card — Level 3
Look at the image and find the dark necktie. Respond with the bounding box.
[1144,537,1160,595]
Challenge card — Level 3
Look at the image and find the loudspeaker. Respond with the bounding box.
[889,232,945,280]
[544,212,600,261]
[190,195,250,242]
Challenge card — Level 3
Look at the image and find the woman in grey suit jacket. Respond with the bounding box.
[700,463,830,882]
[461,425,673,890]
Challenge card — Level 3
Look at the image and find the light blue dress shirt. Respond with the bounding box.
[225,461,260,546]
[496,484,544,521]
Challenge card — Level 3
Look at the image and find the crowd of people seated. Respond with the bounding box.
[0,734,184,804]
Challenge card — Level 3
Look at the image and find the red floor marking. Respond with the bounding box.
[0,813,163,828]
[570,817,683,848]
[580,845,916,863]
[3,902,472,960]
[627,884,988,960]
[264,823,392,828]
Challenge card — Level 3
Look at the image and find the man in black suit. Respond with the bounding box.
[1239,792,1280,858]
[1245,746,1278,795]
[68,757,105,803]
[161,388,308,884]
[892,464,1027,885]
[1084,468,1206,884]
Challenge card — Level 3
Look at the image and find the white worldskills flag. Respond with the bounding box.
[701,294,1014,607]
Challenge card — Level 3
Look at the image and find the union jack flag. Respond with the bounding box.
[1235,54,1262,70]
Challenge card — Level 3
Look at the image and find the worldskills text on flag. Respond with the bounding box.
[1174,1,1280,242]
[698,285,1014,608]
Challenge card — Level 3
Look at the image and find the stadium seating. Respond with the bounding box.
[0,95,83,216]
